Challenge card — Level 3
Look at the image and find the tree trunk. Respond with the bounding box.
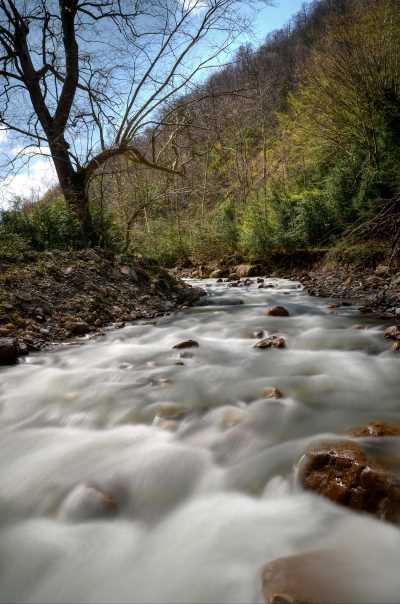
[49,138,95,244]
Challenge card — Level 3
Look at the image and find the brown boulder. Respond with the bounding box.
[265,306,290,317]
[210,269,226,279]
[234,264,258,278]
[172,339,199,349]
[300,440,400,522]
[0,337,19,365]
[254,336,286,349]
[262,551,348,604]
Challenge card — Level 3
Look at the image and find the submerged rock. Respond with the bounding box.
[262,387,284,399]
[265,306,290,317]
[149,402,188,420]
[59,484,118,521]
[254,336,286,349]
[350,421,400,438]
[299,439,400,522]
[0,337,18,365]
[172,339,199,349]
[220,407,246,429]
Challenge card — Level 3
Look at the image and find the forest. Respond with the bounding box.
[1,0,400,269]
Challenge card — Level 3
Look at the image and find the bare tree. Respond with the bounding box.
[0,0,257,241]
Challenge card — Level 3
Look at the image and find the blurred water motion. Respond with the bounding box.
[1,277,400,603]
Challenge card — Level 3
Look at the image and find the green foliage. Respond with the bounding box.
[238,191,274,257]
[0,196,82,251]
[0,231,32,259]
[89,198,123,251]
[326,241,388,269]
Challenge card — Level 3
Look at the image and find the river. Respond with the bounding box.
[1,277,400,603]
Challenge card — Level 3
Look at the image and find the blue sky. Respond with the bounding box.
[0,0,308,205]
[251,0,307,45]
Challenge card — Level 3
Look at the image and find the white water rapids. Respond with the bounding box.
[1,277,400,603]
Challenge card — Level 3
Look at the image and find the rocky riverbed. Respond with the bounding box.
[177,259,400,318]
[0,249,201,361]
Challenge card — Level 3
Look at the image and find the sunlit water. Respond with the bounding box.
[1,278,400,603]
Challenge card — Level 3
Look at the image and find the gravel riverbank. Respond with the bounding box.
[0,249,201,361]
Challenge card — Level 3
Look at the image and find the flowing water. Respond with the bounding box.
[1,278,400,603]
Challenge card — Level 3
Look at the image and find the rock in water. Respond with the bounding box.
[350,421,400,437]
[384,325,400,340]
[172,339,199,349]
[265,306,290,317]
[299,440,400,522]
[59,484,118,521]
[0,337,18,365]
[262,551,350,604]
[262,387,284,399]
[148,402,188,420]
[254,336,286,349]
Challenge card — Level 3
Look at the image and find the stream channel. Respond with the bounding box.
[1,277,400,603]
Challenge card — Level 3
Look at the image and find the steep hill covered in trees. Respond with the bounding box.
[1,0,399,270]
[129,0,400,266]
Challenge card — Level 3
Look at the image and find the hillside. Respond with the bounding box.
[1,0,399,273]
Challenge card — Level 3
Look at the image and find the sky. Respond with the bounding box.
[0,0,307,208]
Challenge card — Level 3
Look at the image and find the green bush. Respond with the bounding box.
[0,196,82,250]
[0,230,32,259]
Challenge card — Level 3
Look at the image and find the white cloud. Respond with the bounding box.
[12,144,52,157]
[0,129,8,145]
[0,156,57,207]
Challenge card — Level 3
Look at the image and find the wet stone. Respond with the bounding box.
[172,339,199,349]
[299,439,400,522]
[384,326,400,340]
[149,402,188,420]
[262,387,284,399]
[350,421,400,438]
[265,306,290,317]
[262,551,349,604]
[254,336,286,349]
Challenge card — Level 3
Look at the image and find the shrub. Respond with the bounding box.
[0,196,82,250]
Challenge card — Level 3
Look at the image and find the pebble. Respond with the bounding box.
[254,336,286,349]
